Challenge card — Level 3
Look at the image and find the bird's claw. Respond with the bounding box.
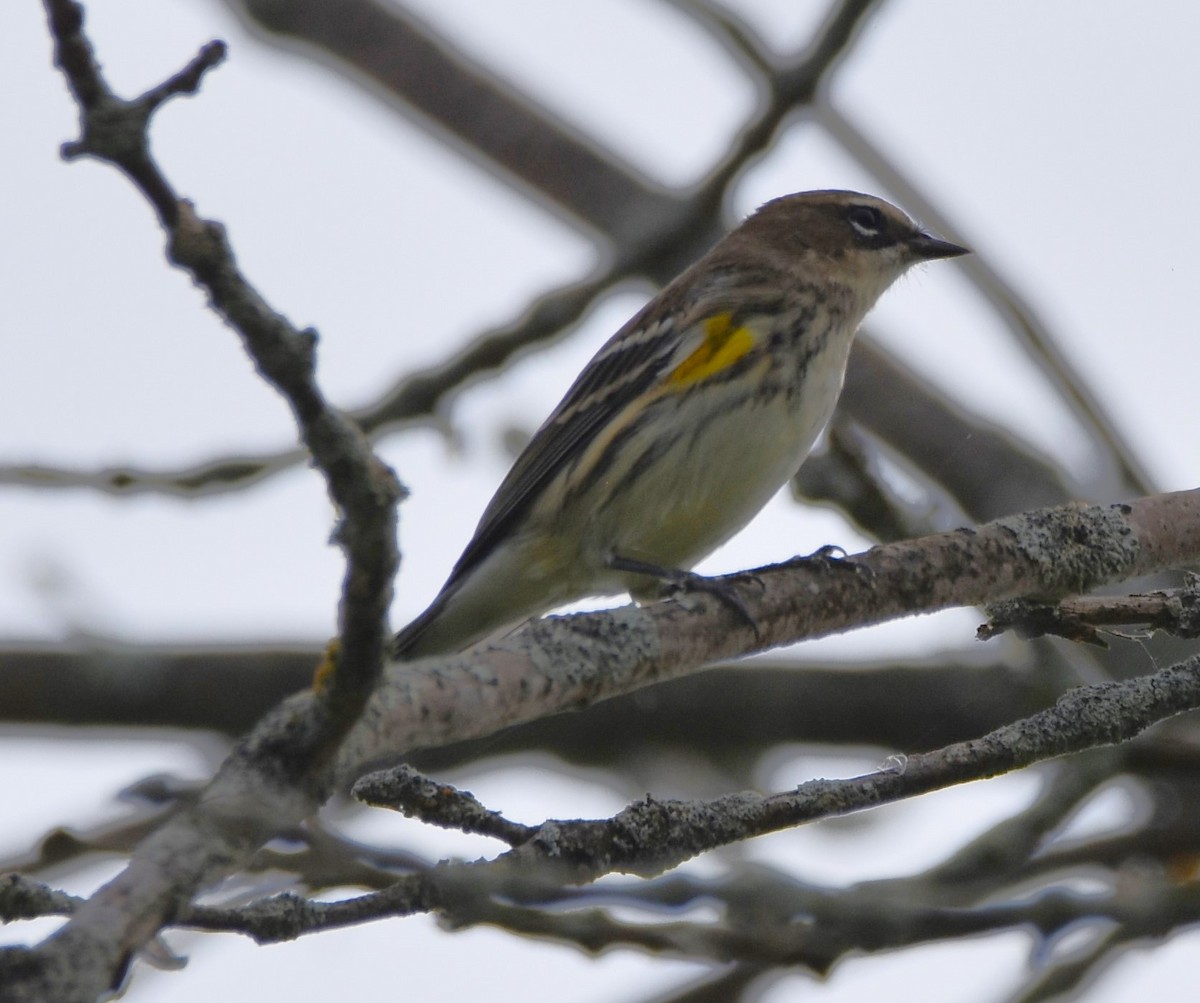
[669,571,761,640]
[608,553,761,640]
[784,544,870,576]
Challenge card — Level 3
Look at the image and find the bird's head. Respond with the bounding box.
[734,189,968,305]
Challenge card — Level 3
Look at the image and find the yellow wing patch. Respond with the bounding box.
[667,312,757,388]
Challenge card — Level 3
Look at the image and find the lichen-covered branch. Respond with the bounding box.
[340,489,1200,773]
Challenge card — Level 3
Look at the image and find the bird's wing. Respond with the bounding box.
[439,295,706,592]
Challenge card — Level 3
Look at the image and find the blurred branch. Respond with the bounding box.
[1009,926,1129,1003]
[0,795,181,881]
[0,643,317,731]
[922,751,1119,885]
[244,817,428,892]
[0,450,307,497]
[37,652,1194,964]
[0,641,1031,741]
[226,0,879,248]
[0,267,626,497]
[229,0,671,244]
[663,0,776,78]
[0,876,81,923]
[0,648,1060,793]
[1,0,881,499]
[821,102,1156,498]
[433,872,1200,972]
[792,416,947,542]
[643,964,769,1003]
[843,337,1076,519]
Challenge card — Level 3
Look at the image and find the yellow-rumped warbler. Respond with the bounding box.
[393,190,967,658]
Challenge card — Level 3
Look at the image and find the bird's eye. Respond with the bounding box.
[846,205,885,239]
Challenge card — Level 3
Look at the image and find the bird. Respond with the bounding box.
[393,190,968,659]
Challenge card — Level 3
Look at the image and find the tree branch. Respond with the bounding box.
[339,489,1200,773]
[0,4,401,1000]
[981,575,1200,645]
[101,649,1200,962]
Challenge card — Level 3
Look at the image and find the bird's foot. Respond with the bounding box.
[783,544,870,577]
[607,553,761,639]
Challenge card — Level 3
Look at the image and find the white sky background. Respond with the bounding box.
[2,0,1199,1000]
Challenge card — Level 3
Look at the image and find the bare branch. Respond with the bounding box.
[340,489,1200,773]
[663,0,777,78]
[843,337,1076,519]
[98,649,1200,958]
[0,3,402,999]
[44,0,401,718]
[46,0,225,225]
[0,875,82,922]
[228,0,669,245]
[354,765,537,846]
[981,574,1200,644]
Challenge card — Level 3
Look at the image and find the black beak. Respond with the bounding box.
[907,232,970,260]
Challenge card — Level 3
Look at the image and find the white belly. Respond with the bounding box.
[578,342,851,590]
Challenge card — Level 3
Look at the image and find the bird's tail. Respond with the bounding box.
[392,543,579,660]
[390,592,457,660]
[390,580,539,661]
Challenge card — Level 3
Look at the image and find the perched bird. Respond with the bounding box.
[393,190,967,658]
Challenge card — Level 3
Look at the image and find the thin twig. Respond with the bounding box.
[353,765,537,846]
[0,4,401,1000]
[981,576,1200,644]
[111,650,1200,954]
